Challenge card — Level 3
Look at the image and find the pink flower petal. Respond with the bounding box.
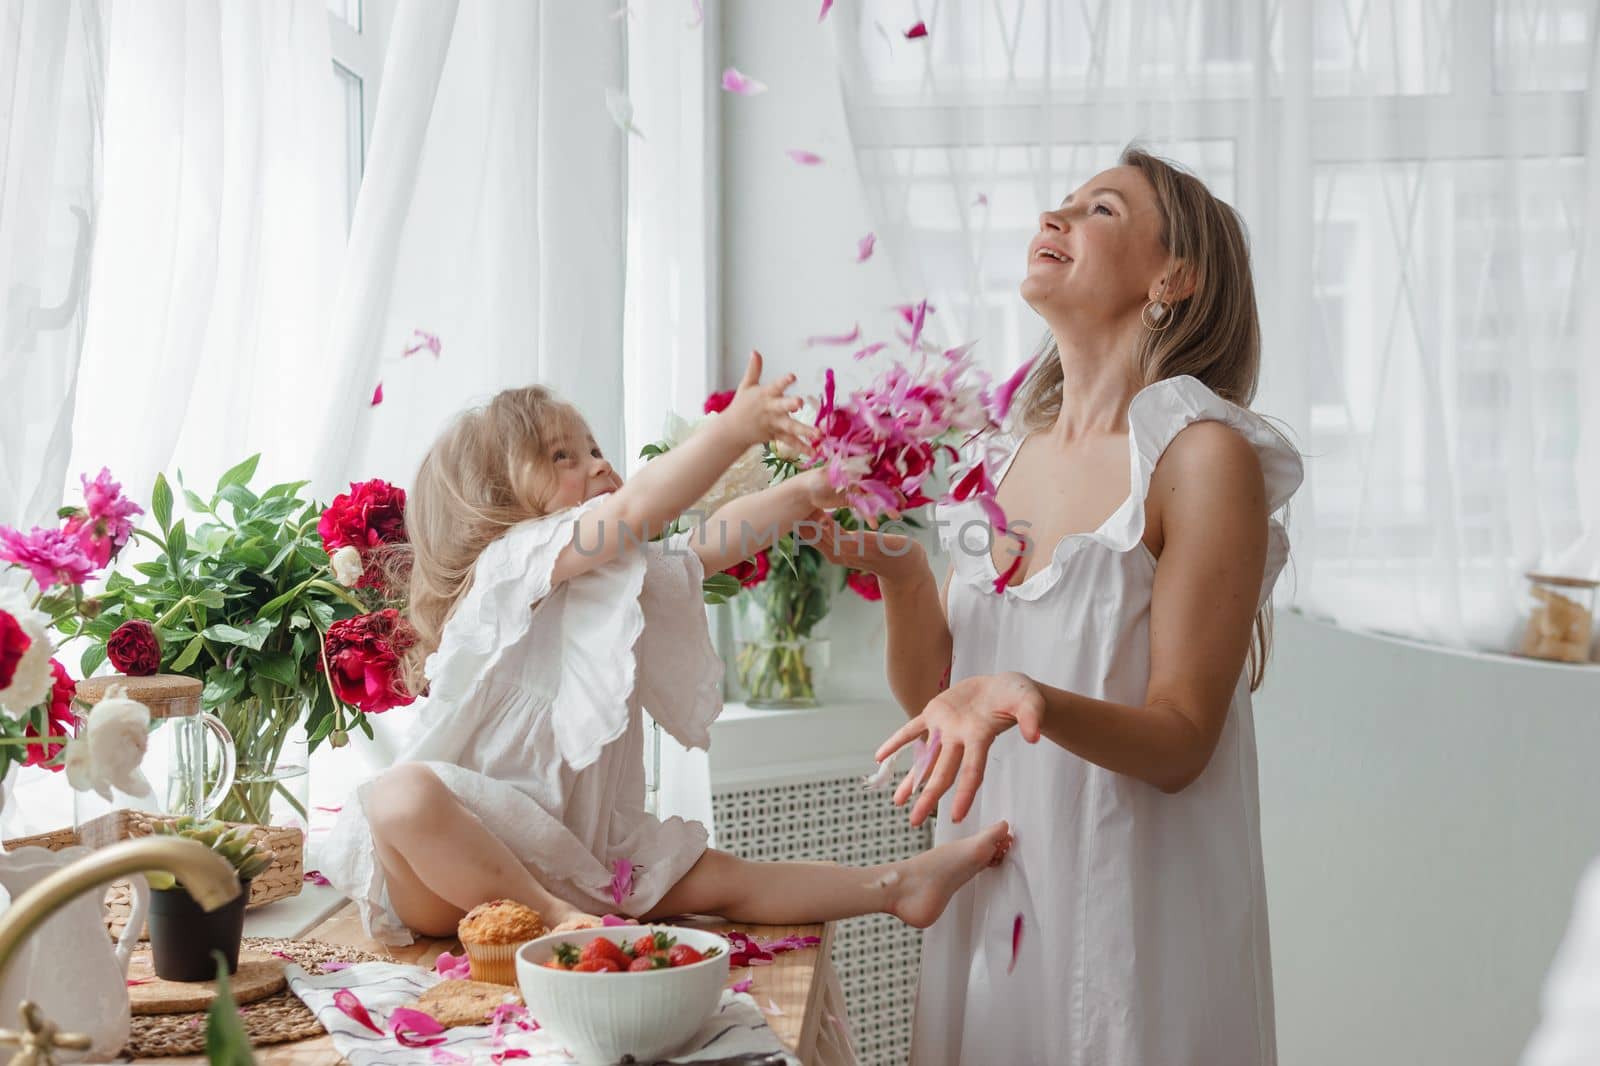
[491,1052,531,1064]
[786,148,824,166]
[763,998,786,1016]
[1008,912,1024,974]
[304,870,332,887]
[732,976,754,994]
[601,913,629,927]
[974,192,989,207]
[987,355,1037,423]
[856,232,876,262]
[270,950,295,962]
[370,382,384,407]
[491,1002,538,1032]
[818,0,833,20]
[314,804,343,813]
[609,857,637,907]
[401,329,441,358]
[433,950,472,980]
[904,20,929,38]
[391,1006,446,1048]
[907,299,930,351]
[977,493,1011,538]
[333,989,384,1035]
[805,323,861,347]
[126,977,154,986]
[861,758,897,791]
[992,549,1025,595]
[321,961,354,972]
[431,1050,469,1065]
[852,342,888,361]
[689,0,704,28]
[721,67,768,96]
[912,727,942,787]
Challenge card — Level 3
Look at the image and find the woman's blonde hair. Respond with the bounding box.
[380,386,587,697]
[1011,145,1277,690]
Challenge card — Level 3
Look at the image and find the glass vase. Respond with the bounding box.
[732,586,832,709]
[210,695,310,830]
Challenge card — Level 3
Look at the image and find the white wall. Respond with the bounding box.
[718,6,1600,1064]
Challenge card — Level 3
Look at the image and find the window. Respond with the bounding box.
[326,0,390,230]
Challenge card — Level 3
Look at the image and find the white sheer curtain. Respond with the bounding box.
[0,0,105,536]
[65,0,346,504]
[834,0,1600,653]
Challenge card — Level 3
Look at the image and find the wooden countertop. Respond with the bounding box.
[130,902,833,1064]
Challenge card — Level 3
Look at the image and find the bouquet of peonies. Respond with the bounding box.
[0,460,421,825]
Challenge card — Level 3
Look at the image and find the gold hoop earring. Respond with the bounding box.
[1141,299,1173,332]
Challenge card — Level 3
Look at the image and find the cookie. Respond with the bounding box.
[414,979,524,1027]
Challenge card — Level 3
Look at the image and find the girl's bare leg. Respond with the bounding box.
[642,820,1012,928]
[366,763,596,936]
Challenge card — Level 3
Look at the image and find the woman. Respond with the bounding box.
[818,147,1302,1065]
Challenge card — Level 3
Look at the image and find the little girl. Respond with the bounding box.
[322,354,1012,945]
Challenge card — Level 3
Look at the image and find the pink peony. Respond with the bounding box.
[63,468,142,568]
[0,526,96,591]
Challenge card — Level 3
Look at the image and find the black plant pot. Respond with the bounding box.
[148,878,251,982]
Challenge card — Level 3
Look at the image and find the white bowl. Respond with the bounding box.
[514,924,731,1064]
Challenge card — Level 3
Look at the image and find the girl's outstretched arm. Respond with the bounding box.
[690,468,843,575]
[552,352,814,586]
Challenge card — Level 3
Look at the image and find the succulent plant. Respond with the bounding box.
[145,815,276,891]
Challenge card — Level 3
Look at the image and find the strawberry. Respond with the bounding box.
[551,943,581,969]
[581,937,629,970]
[573,957,622,973]
[630,931,673,958]
[629,954,670,972]
[667,944,705,968]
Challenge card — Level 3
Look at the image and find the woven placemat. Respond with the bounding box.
[125,937,389,1058]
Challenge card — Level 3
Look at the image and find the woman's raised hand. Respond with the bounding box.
[719,351,818,456]
[876,672,1046,827]
[808,514,918,576]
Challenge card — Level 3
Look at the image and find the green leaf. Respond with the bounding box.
[261,480,311,499]
[219,482,259,513]
[202,618,274,651]
[170,635,205,673]
[205,951,257,1066]
[80,643,107,679]
[355,712,374,740]
[151,474,173,533]
[195,588,226,610]
[182,488,214,517]
[254,652,298,688]
[202,669,247,708]
[132,561,167,579]
[167,520,188,567]
[217,455,261,494]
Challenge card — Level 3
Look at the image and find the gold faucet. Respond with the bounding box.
[0,838,241,1065]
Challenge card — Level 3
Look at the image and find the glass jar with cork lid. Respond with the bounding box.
[73,673,237,826]
[1518,573,1598,664]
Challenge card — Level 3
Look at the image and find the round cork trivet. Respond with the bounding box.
[76,673,202,719]
[124,937,388,1058]
[127,951,286,1015]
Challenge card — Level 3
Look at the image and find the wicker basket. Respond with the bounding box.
[1,809,304,941]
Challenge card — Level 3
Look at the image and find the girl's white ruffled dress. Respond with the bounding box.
[321,496,723,945]
[914,376,1304,1066]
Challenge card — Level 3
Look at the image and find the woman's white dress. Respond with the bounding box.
[913,375,1304,1066]
[321,495,724,945]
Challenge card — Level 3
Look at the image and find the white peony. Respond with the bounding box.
[659,412,775,520]
[63,686,153,801]
[0,588,54,715]
[329,545,364,587]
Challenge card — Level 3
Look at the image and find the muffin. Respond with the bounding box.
[457,899,545,986]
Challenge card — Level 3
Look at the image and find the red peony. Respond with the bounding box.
[846,571,883,601]
[22,660,76,772]
[726,550,771,589]
[703,390,736,415]
[318,479,408,590]
[107,619,162,676]
[0,609,29,691]
[320,609,417,714]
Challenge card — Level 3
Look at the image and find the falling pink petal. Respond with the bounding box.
[818,0,833,20]
[391,1006,446,1048]
[894,302,936,324]
[974,192,989,207]
[304,870,332,887]
[732,976,754,994]
[786,148,824,166]
[852,342,888,362]
[431,1050,469,1065]
[987,356,1037,423]
[491,1002,537,1033]
[805,323,861,347]
[856,232,876,262]
[126,977,154,986]
[721,67,768,96]
[601,913,629,927]
[904,20,929,38]
[333,989,383,1035]
[977,493,1011,537]
[907,299,930,351]
[433,950,472,980]
[491,1052,531,1064]
[688,0,703,27]
[764,998,786,1016]
[609,857,637,907]
[912,727,942,787]
[1008,912,1024,974]
[401,329,441,358]
[993,549,1025,594]
[314,804,343,813]
[321,961,354,972]
[270,951,295,962]
[942,341,977,362]
[370,383,384,407]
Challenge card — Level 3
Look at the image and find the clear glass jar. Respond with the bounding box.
[1519,573,1597,663]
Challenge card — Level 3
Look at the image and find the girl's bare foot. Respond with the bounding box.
[889,820,1012,929]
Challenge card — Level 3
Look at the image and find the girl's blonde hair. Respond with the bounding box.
[1011,145,1277,691]
[381,385,587,697]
